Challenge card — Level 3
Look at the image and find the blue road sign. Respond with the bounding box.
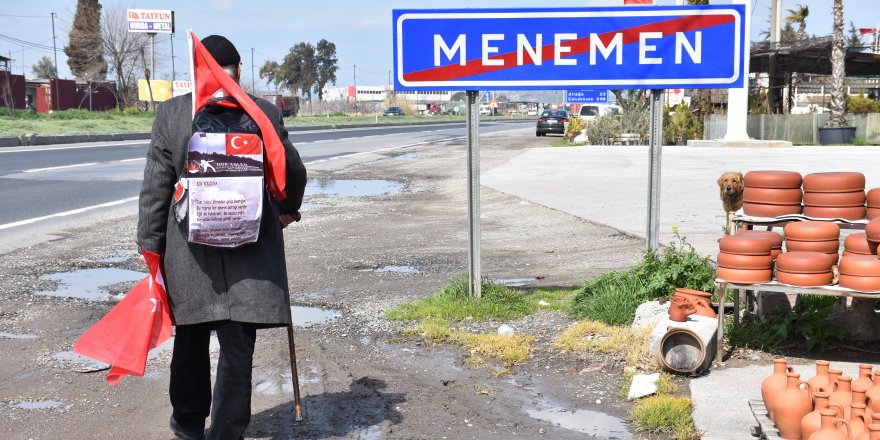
[566,90,608,103]
[393,5,745,91]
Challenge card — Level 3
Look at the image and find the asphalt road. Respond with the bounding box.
[0,120,531,254]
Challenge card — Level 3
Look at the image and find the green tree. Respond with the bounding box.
[314,39,338,101]
[828,0,846,127]
[279,42,317,103]
[259,60,281,92]
[785,4,809,41]
[847,21,865,48]
[65,0,107,80]
[32,56,56,78]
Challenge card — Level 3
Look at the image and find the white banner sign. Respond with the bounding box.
[127,9,174,33]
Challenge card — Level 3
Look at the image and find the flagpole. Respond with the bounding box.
[188,29,196,118]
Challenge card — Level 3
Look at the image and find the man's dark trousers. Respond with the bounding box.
[170,320,257,440]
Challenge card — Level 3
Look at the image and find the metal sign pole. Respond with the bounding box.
[466,90,481,299]
[646,89,663,250]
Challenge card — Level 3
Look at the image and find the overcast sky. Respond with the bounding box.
[1,0,875,89]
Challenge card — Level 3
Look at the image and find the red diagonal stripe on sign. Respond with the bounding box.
[402,13,735,82]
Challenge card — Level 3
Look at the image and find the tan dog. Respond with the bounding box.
[717,172,744,235]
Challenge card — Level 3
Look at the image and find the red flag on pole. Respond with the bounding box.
[73,250,173,386]
[188,30,287,201]
[859,28,878,35]
[624,0,654,4]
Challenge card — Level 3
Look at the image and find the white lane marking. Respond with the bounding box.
[0,196,140,231]
[0,140,146,154]
[302,136,466,165]
[23,163,99,173]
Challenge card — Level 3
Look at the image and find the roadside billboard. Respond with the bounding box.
[127,9,174,33]
[138,80,172,102]
[393,5,746,90]
[172,80,192,97]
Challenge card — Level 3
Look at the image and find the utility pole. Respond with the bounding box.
[171,33,175,81]
[353,64,357,111]
[50,12,59,111]
[251,48,255,92]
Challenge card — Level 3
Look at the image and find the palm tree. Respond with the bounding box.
[828,0,846,127]
[785,5,809,41]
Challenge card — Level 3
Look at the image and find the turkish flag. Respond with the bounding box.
[624,0,654,4]
[73,250,173,386]
[859,28,878,35]
[189,30,286,201]
[225,133,263,156]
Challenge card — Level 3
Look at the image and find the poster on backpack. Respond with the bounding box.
[186,132,264,247]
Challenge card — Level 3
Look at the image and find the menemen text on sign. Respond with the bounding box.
[393,6,745,90]
[127,9,174,33]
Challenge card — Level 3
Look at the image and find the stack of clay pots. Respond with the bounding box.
[784,221,841,264]
[775,251,836,287]
[761,359,880,440]
[838,219,880,291]
[844,233,879,258]
[868,189,880,220]
[716,235,773,284]
[743,171,804,217]
[737,230,784,261]
[803,172,867,221]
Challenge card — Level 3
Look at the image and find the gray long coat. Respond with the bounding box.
[137,94,307,326]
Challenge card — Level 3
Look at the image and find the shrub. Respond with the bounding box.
[728,295,844,351]
[566,116,585,139]
[847,94,880,114]
[585,114,621,145]
[630,395,699,440]
[49,108,109,120]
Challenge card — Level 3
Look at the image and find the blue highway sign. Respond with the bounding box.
[393,5,745,90]
[566,90,608,103]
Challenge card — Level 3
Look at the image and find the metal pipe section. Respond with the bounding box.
[466,90,481,299]
[646,89,663,250]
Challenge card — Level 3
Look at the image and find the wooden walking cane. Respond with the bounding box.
[286,325,304,423]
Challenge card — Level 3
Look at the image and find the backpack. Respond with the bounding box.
[172,97,266,248]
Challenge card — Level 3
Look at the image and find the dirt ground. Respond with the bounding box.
[0,129,662,439]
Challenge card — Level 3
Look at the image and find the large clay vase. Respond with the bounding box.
[856,423,880,440]
[803,392,844,440]
[868,372,880,414]
[808,409,850,440]
[668,297,697,322]
[774,372,813,440]
[762,359,794,419]
[856,365,875,393]
[854,384,870,411]
[673,288,717,318]
[807,360,833,400]
[831,376,855,420]
[828,369,844,394]
[852,404,871,440]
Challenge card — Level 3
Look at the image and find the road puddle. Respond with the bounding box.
[0,331,37,339]
[15,400,62,410]
[526,405,632,438]
[493,277,536,287]
[305,179,403,198]
[360,265,420,274]
[253,366,320,396]
[292,306,341,327]
[35,268,145,301]
[391,152,417,161]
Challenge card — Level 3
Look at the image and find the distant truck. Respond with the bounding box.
[260,94,299,117]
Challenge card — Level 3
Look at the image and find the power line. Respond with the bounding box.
[0,14,47,18]
[0,33,55,51]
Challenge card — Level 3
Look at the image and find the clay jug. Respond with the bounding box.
[827,369,844,394]
[856,423,880,440]
[668,297,697,322]
[854,384,870,410]
[852,404,870,440]
[808,409,850,440]
[808,360,833,399]
[867,372,880,414]
[804,392,845,440]
[831,376,855,420]
[762,359,794,419]
[856,365,875,393]
[775,372,813,439]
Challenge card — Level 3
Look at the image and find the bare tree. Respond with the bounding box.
[101,3,149,109]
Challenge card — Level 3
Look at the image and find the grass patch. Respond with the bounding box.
[555,320,655,372]
[0,109,156,136]
[387,276,536,322]
[285,114,470,127]
[630,395,699,440]
[456,332,534,366]
[727,295,844,351]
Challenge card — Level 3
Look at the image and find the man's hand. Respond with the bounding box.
[280,211,302,229]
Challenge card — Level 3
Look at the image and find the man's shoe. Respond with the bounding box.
[170,416,205,440]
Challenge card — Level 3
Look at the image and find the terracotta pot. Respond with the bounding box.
[855,424,880,440]
[737,230,784,248]
[831,376,855,420]
[743,187,804,205]
[762,358,793,419]
[804,190,867,207]
[867,372,880,414]
[668,297,697,322]
[852,404,871,440]
[803,172,867,193]
[806,409,850,440]
[776,270,833,287]
[856,365,875,395]
[672,288,716,318]
[717,252,773,270]
[807,360,833,398]
[803,392,844,440]
[845,233,879,255]
[869,208,880,220]
[839,275,880,291]
[719,235,773,256]
[804,205,867,221]
[829,369,844,392]
[846,250,873,258]
[840,256,880,276]
[775,372,813,439]
[776,251,836,273]
[867,219,880,243]
[744,170,803,189]
[869,189,880,206]
[743,202,803,218]
[715,267,772,284]
[785,238,842,254]
[771,248,783,261]
[785,221,843,241]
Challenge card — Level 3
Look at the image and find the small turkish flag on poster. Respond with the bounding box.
[624,0,654,4]
[226,133,263,156]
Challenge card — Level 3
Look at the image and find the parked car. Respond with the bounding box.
[535,109,570,136]
[479,104,493,116]
[260,94,298,117]
[383,106,405,116]
[577,103,621,124]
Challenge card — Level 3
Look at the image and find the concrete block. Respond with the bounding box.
[0,137,21,147]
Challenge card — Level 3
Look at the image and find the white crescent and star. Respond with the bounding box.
[230,136,249,149]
